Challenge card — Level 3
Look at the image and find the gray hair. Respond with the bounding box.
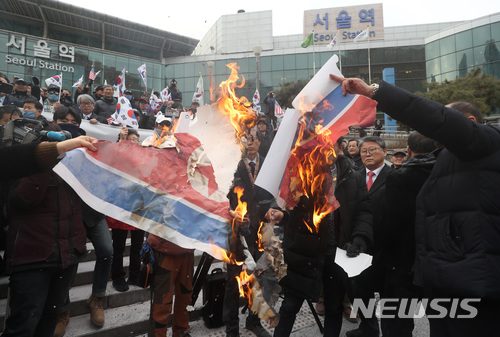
[77,94,95,105]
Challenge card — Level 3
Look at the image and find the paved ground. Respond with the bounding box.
[135,297,430,337]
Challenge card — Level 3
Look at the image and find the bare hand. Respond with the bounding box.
[56,136,98,154]
[329,74,375,98]
[53,102,61,110]
[89,118,98,124]
[118,126,128,141]
[265,209,284,223]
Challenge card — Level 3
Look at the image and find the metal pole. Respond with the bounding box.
[368,26,372,83]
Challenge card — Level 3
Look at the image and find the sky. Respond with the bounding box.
[57,0,500,40]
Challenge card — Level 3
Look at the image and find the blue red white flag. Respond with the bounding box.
[253,89,261,113]
[53,135,232,259]
[108,96,139,129]
[328,31,338,49]
[72,75,84,88]
[138,64,147,88]
[89,66,101,81]
[160,87,171,102]
[44,73,63,87]
[113,68,126,97]
[192,73,204,105]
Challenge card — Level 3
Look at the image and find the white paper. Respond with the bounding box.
[334,247,373,278]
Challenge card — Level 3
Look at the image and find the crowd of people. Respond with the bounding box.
[0,67,499,337]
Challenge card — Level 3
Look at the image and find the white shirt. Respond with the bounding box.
[365,164,385,184]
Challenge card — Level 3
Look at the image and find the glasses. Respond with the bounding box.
[360,147,382,155]
[80,102,94,106]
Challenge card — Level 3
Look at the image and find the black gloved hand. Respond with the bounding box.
[31,76,40,86]
[345,236,368,258]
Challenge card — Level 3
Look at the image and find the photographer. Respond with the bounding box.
[0,73,23,108]
[60,89,78,109]
[168,79,182,103]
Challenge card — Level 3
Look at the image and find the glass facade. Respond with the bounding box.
[426,22,500,82]
[1,30,166,98]
[166,45,426,107]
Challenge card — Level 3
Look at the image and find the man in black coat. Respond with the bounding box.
[347,136,392,337]
[323,137,373,337]
[93,85,117,119]
[381,132,436,337]
[331,74,500,337]
[223,129,270,337]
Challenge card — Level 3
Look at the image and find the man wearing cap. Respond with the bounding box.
[93,85,117,119]
[138,96,155,129]
[92,85,104,102]
[11,78,37,103]
[390,149,407,169]
[124,89,139,110]
[44,84,62,113]
[0,73,23,108]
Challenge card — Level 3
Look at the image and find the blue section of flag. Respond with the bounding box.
[313,85,354,126]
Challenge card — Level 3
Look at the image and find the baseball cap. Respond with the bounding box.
[15,78,28,85]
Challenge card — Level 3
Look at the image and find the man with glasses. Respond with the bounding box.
[346,136,392,337]
[76,94,107,124]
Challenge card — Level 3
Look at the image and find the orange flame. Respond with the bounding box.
[291,108,337,233]
[236,269,255,308]
[142,119,180,147]
[216,63,258,147]
[257,222,265,252]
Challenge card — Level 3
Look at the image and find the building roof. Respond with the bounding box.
[0,0,199,60]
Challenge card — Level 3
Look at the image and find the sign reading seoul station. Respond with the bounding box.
[303,3,384,44]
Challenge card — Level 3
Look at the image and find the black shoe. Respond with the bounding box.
[345,328,378,337]
[245,319,271,337]
[112,278,129,292]
[127,274,141,287]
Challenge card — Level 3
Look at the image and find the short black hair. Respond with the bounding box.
[407,132,436,154]
[53,106,82,125]
[359,136,386,149]
[448,101,483,124]
[0,105,21,120]
[348,139,359,146]
[23,97,43,111]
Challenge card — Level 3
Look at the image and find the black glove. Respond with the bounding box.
[31,76,40,86]
[345,236,368,258]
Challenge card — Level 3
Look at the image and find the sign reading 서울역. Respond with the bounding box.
[303,3,384,45]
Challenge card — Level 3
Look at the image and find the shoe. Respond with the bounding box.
[87,296,105,327]
[127,274,141,287]
[315,301,325,316]
[343,306,360,323]
[112,278,129,292]
[245,318,271,337]
[53,310,70,337]
[345,328,378,337]
[173,330,191,337]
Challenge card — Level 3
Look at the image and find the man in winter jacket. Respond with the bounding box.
[380,132,436,337]
[93,85,117,119]
[331,74,500,337]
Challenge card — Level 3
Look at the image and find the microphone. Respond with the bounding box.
[40,130,73,141]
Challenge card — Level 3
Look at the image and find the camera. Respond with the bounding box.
[61,95,74,107]
[0,82,13,94]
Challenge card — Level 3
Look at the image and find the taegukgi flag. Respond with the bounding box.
[107,96,139,129]
[253,89,261,113]
[192,73,204,105]
[45,73,63,87]
[138,64,147,88]
[72,75,84,88]
[113,68,126,98]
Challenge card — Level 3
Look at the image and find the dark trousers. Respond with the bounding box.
[350,255,385,337]
[426,295,500,337]
[2,264,78,337]
[111,228,144,281]
[381,270,423,337]
[323,256,349,337]
[85,218,113,297]
[273,289,304,337]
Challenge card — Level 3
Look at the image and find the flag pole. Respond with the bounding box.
[368,25,372,84]
[312,30,316,75]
